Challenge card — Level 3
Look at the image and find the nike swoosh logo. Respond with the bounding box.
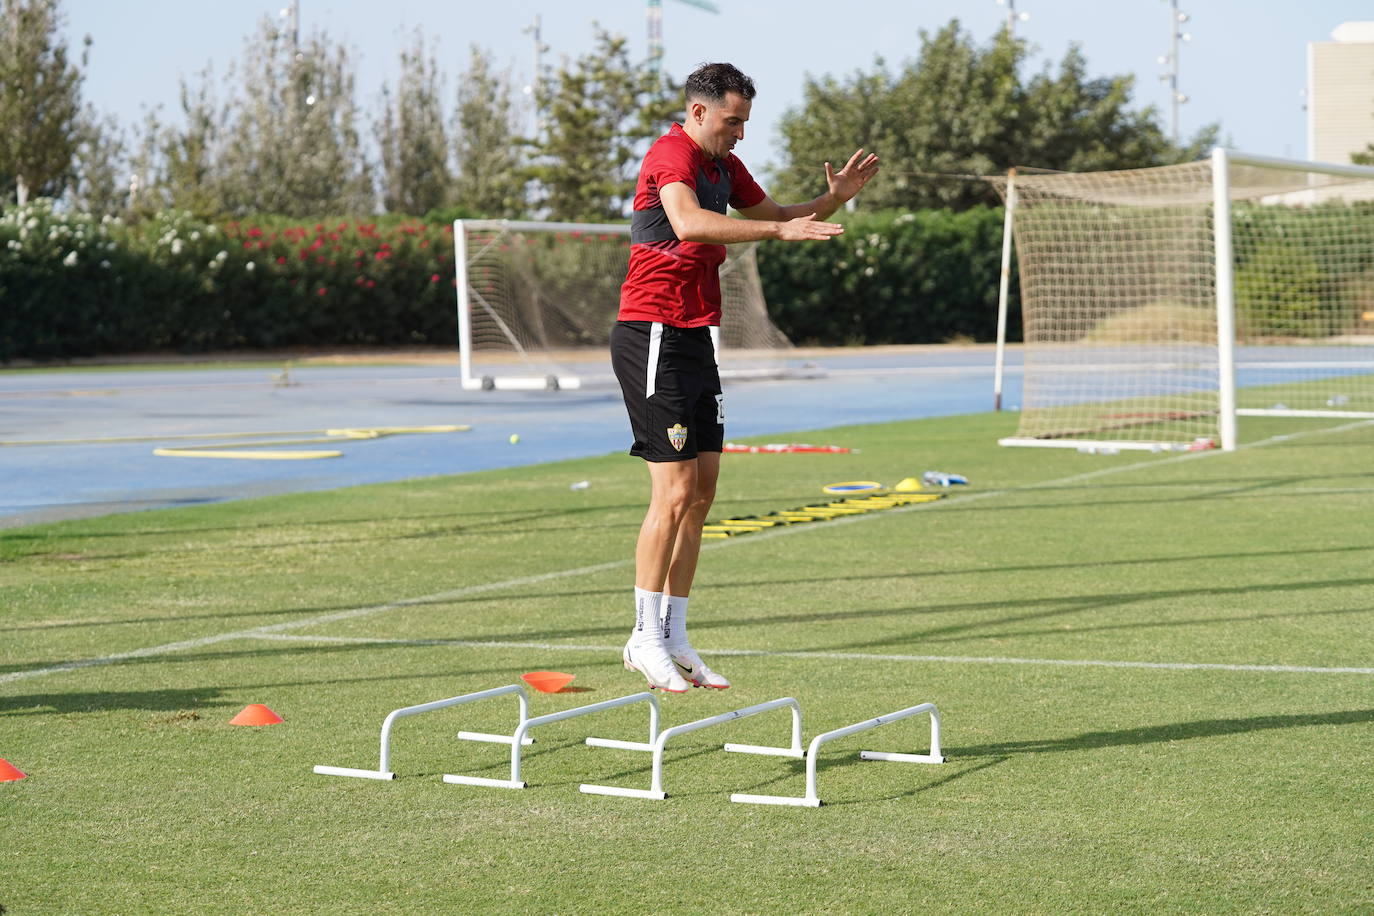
[673,659,694,675]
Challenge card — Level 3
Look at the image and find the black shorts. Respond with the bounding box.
[610,321,724,462]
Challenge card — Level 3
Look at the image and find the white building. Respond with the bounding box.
[1307,21,1374,164]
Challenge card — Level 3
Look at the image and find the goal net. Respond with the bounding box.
[993,149,1374,451]
[454,219,793,390]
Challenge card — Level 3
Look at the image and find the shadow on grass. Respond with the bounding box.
[0,491,797,556]
[571,744,743,798]
[819,583,1374,654]
[822,755,1011,807]
[0,655,539,715]
[8,541,1372,645]
[949,707,1374,758]
[728,749,1009,806]
[0,686,240,716]
[0,501,645,560]
[14,465,1371,560]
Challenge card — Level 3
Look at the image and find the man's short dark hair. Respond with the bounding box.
[684,63,756,105]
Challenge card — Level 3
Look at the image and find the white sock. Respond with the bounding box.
[661,594,689,646]
[632,587,663,644]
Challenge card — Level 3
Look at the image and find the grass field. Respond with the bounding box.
[3,410,1373,913]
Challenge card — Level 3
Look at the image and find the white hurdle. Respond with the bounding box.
[732,702,945,807]
[443,691,660,789]
[580,697,803,800]
[313,684,532,781]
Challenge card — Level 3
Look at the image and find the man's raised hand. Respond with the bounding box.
[778,213,844,242]
[825,148,881,204]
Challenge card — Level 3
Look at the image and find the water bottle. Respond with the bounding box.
[921,470,968,487]
[570,480,590,491]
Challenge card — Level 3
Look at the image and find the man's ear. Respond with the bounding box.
[688,101,707,124]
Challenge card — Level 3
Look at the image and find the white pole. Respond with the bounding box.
[508,692,658,785]
[1211,148,1239,452]
[993,168,1016,411]
[579,697,802,799]
[454,219,474,387]
[313,684,529,780]
[731,702,944,807]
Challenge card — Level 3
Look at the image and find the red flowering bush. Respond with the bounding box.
[217,215,458,349]
[0,205,461,360]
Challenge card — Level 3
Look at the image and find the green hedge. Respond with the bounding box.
[1232,202,1374,339]
[756,207,1015,346]
[0,201,1017,363]
[0,202,459,362]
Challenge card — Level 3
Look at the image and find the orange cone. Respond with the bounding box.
[229,704,284,726]
[0,758,27,782]
[522,671,576,693]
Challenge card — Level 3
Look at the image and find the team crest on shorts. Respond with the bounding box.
[667,423,688,451]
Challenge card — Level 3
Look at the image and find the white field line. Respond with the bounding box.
[247,633,1374,676]
[5,418,1372,688]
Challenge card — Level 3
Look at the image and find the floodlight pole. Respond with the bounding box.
[1160,0,1190,145]
[279,1,300,50]
[996,0,1030,38]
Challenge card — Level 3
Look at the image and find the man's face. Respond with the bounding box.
[690,91,751,159]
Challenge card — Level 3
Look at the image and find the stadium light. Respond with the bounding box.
[995,0,1030,37]
[278,2,299,50]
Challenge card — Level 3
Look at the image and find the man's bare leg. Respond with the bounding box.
[663,449,718,596]
[659,451,729,688]
[635,458,700,591]
[623,458,699,692]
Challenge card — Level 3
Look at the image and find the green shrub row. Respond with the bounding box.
[1232,202,1374,339]
[0,202,459,362]
[0,201,1020,363]
[757,207,1015,346]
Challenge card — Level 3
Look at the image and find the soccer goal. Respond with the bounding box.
[454,219,794,390]
[993,148,1374,452]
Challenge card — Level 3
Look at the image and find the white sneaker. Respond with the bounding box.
[623,638,691,693]
[668,643,731,689]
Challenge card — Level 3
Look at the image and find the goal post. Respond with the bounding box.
[994,148,1374,452]
[453,219,794,391]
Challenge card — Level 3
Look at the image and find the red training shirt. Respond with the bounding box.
[618,122,766,327]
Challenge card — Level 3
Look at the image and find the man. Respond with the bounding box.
[611,62,880,692]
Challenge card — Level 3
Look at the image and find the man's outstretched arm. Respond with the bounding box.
[659,182,844,244]
[738,148,881,223]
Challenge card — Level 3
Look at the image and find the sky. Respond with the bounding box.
[63,0,1374,179]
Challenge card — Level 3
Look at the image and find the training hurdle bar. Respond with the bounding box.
[580,697,804,800]
[313,684,533,781]
[443,691,660,789]
[732,702,945,807]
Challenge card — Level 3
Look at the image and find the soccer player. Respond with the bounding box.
[611,62,880,692]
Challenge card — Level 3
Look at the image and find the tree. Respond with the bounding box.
[376,31,451,215]
[1017,45,1216,172]
[451,46,526,218]
[525,28,679,221]
[155,69,230,216]
[66,105,128,214]
[772,20,1219,211]
[219,18,373,216]
[0,0,87,206]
